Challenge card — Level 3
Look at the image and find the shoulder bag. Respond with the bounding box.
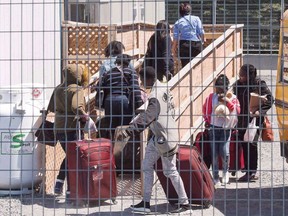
[35,112,56,146]
[262,116,274,142]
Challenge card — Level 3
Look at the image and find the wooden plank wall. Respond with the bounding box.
[170,25,244,144]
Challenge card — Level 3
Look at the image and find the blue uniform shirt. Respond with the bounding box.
[173,15,205,42]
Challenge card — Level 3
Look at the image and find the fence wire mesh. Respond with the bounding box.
[0,0,287,215]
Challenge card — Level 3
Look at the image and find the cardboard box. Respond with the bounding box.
[250,92,267,113]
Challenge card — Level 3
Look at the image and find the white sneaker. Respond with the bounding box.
[222,172,230,185]
[214,179,221,188]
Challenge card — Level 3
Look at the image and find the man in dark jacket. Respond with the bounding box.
[233,64,274,182]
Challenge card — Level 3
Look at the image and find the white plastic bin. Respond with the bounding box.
[0,83,48,195]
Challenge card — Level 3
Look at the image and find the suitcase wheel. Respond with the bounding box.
[111,198,118,205]
[203,200,211,208]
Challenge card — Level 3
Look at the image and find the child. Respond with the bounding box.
[203,74,240,186]
[125,66,191,214]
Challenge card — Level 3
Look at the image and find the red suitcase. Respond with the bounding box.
[194,130,245,175]
[155,145,215,208]
[193,129,211,168]
[67,138,117,205]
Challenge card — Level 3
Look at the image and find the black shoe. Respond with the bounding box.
[54,180,64,195]
[238,173,259,182]
[170,204,192,214]
[65,191,71,203]
[130,200,151,213]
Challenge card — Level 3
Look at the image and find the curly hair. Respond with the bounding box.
[104,41,125,57]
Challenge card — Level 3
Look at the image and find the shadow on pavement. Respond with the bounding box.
[212,186,288,216]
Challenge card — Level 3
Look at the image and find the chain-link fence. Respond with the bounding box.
[0,0,287,215]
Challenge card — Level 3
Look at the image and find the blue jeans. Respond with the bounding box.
[103,94,132,139]
[209,126,231,180]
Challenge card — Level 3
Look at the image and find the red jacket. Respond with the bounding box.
[203,92,241,125]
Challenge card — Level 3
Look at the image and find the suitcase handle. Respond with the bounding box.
[76,121,83,141]
[77,120,93,141]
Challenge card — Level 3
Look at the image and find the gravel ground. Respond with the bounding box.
[0,70,287,216]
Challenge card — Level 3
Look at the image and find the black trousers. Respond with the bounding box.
[240,129,260,175]
[179,40,202,67]
[56,131,82,191]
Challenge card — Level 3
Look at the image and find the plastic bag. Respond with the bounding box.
[243,117,258,142]
[84,117,97,133]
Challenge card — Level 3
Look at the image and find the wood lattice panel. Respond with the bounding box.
[66,25,110,75]
[68,59,101,75]
[44,143,65,194]
[67,26,109,56]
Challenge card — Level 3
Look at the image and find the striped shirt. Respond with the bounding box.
[97,67,143,110]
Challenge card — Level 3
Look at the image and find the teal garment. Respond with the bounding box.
[99,56,134,77]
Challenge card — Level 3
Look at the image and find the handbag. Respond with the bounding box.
[262,116,274,142]
[35,120,56,146]
[243,117,259,142]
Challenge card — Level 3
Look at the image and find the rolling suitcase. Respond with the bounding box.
[193,129,211,168]
[67,138,117,205]
[113,126,141,174]
[155,145,215,208]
